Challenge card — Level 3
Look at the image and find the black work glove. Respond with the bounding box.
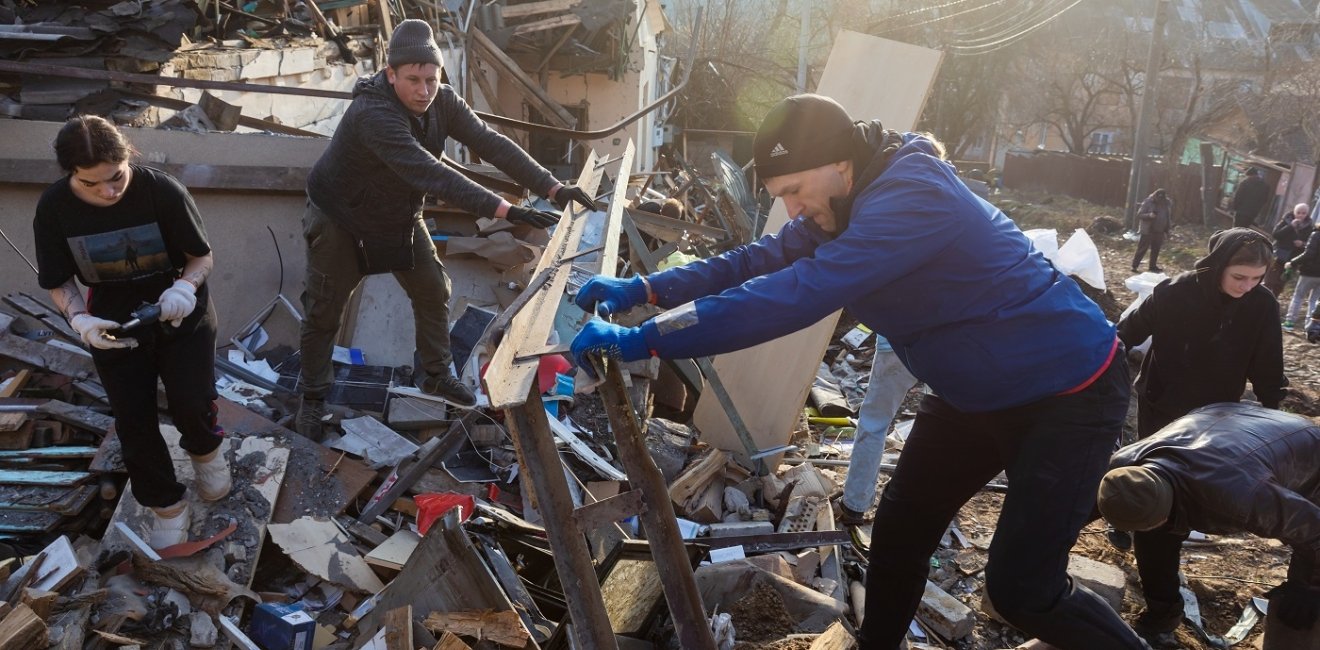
[1266,581,1320,630]
[552,185,601,212]
[506,205,559,229]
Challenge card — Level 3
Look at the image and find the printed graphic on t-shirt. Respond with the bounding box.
[66,223,171,283]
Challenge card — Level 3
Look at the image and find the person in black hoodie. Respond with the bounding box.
[1131,188,1172,273]
[1118,228,1287,439]
[1231,168,1271,228]
[295,20,594,438]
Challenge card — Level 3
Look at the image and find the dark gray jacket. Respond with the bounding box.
[306,70,557,235]
[1111,403,1320,580]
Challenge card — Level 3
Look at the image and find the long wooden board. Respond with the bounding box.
[691,32,943,467]
[484,150,605,409]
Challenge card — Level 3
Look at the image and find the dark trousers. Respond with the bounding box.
[1133,528,1189,612]
[860,356,1145,649]
[298,202,454,397]
[1132,232,1165,270]
[92,301,222,508]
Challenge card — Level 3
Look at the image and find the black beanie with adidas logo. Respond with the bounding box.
[753,94,856,178]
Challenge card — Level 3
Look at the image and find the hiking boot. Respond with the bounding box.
[190,448,231,502]
[1133,598,1183,640]
[148,500,191,550]
[1107,527,1133,551]
[1150,266,1163,273]
[838,503,871,527]
[415,372,476,407]
[296,396,327,442]
[1284,320,1296,331]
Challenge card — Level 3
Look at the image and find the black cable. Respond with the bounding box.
[267,224,284,296]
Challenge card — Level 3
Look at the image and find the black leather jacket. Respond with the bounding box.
[1111,403,1320,580]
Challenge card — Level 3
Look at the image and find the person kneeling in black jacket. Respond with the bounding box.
[1097,403,1320,642]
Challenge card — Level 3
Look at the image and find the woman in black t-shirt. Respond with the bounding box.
[32,115,231,549]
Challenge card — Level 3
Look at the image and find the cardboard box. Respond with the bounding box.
[248,602,315,650]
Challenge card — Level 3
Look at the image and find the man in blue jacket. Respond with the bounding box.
[571,94,1143,648]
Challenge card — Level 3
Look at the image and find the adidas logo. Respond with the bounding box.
[770,142,788,157]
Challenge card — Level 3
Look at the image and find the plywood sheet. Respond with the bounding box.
[692,31,943,467]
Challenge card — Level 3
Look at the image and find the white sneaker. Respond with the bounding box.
[149,501,191,550]
[191,448,231,502]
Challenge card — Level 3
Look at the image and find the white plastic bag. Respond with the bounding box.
[1119,271,1168,353]
[1023,228,1059,261]
[1056,229,1106,290]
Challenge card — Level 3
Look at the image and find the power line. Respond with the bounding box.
[868,0,981,30]
[952,0,1075,45]
[949,0,1086,54]
[874,0,1008,36]
[951,0,1054,38]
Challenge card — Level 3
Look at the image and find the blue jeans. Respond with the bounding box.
[860,355,1143,649]
[841,349,915,513]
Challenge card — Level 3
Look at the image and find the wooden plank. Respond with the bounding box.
[0,485,95,515]
[484,150,603,409]
[625,207,727,242]
[470,29,577,129]
[2,294,78,344]
[383,606,413,650]
[0,315,96,381]
[597,141,635,280]
[501,0,579,19]
[421,610,528,648]
[0,471,90,486]
[510,14,581,37]
[0,446,97,460]
[36,401,113,436]
[809,621,857,650]
[0,603,46,649]
[691,32,943,467]
[0,510,61,534]
[356,511,535,649]
[0,371,29,399]
[0,413,24,433]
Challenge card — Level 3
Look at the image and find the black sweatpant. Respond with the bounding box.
[92,299,223,508]
[1132,232,1165,270]
[860,355,1146,649]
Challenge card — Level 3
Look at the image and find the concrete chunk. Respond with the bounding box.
[1067,554,1126,611]
[917,580,974,640]
[190,612,218,648]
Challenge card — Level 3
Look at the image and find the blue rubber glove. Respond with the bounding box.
[571,320,651,378]
[573,275,649,317]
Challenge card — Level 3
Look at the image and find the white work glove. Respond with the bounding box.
[157,279,197,327]
[69,313,137,350]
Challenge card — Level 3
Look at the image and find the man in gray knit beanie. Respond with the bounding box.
[387,19,442,69]
[296,17,597,434]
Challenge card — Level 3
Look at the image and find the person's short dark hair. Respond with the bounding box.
[660,198,684,220]
[1153,188,1167,200]
[637,200,663,213]
[753,94,855,178]
[54,115,134,172]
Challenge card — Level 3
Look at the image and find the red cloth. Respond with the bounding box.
[414,493,475,535]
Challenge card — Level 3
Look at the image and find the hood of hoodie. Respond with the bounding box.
[1193,227,1271,299]
[354,69,401,104]
[827,120,904,233]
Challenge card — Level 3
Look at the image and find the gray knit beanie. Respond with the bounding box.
[388,19,442,68]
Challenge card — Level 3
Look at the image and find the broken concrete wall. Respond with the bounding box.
[156,41,373,135]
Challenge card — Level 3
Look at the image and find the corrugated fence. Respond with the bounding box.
[1003,150,1222,224]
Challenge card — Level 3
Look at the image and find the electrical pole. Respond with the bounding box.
[1125,0,1170,230]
